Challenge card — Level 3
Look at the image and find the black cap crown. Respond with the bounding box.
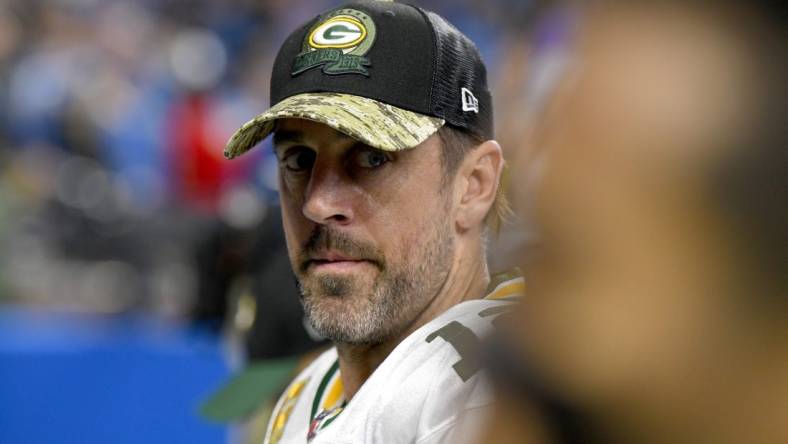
[270,0,494,140]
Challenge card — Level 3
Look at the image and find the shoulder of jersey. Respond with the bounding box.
[263,348,338,444]
[392,274,524,381]
[342,275,525,443]
[264,274,525,444]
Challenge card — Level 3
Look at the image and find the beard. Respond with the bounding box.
[295,216,454,345]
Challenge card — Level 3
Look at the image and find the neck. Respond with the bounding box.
[336,238,490,400]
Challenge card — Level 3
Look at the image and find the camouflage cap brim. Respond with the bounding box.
[223,92,445,159]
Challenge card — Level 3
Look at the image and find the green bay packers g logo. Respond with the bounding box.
[309,16,367,49]
[292,9,377,77]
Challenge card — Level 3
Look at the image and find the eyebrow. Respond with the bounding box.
[272,127,359,154]
[272,130,306,149]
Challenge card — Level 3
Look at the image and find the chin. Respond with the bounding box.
[301,286,398,345]
[305,304,386,345]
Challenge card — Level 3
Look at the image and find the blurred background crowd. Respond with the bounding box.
[1,0,784,443]
[0,0,554,443]
[0,0,553,322]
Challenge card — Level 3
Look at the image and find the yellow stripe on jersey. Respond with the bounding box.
[485,277,525,300]
[321,372,344,411]
[268,379,308,444]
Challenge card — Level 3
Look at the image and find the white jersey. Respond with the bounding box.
[263,276,524,444]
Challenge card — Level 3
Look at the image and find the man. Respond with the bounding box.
[478,1,788,443]
[222,1,522,443]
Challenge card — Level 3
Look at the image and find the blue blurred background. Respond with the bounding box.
[0,309,228,443]
[0,0,558,442]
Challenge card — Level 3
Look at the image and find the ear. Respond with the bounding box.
[455,140,504,232]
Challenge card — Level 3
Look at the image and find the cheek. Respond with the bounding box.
[368,199,443,264]
[278,172,302,208]
[278,180,310,255]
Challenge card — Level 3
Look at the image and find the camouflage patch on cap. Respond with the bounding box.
[223,93,445,159]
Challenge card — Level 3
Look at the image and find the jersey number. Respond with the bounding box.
[425,306,509,381]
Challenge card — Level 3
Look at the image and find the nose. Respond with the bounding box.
[302,162,355,225]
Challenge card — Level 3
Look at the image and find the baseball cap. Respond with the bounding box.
[224,0,493,159]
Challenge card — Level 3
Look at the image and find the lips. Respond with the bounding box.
[312,252,359,262]
[304,251,372,272]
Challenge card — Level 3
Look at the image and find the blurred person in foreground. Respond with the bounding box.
[219,1,521,443]
[479,1,787,443]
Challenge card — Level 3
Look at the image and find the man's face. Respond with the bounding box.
[274,118,455,345]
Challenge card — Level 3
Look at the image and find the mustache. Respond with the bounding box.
[298,227,385,273]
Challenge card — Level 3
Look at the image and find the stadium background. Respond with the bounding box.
[0,1,564,443]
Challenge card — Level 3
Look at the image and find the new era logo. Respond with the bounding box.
[461,88,479,113]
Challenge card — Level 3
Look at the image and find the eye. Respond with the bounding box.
[280,147,316,172]
[354,148,390,169]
